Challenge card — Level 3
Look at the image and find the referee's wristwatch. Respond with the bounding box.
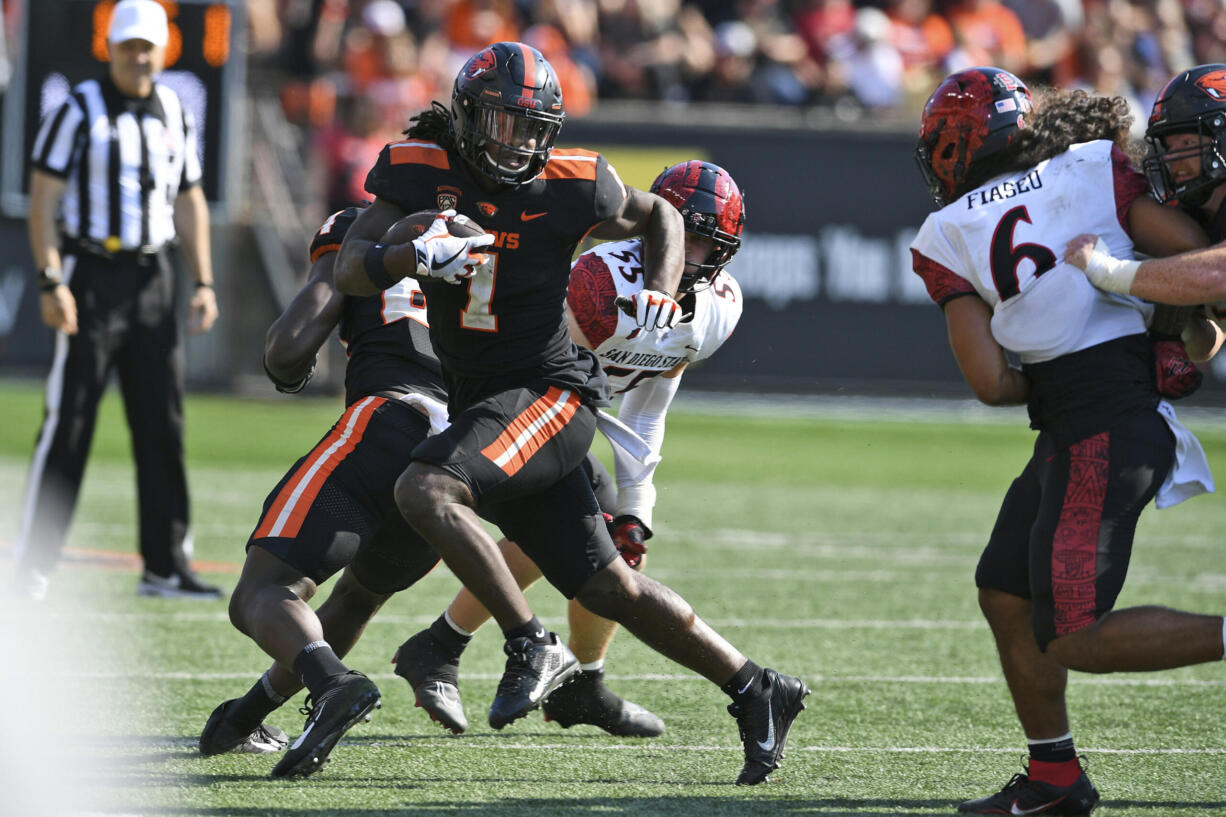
[37,267,63,292]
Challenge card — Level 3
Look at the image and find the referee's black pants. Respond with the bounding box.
[17,248,192,580]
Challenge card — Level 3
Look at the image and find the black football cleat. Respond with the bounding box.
[958,759,1100,815]
[729,668,810,785]
[542,668,664,737]
[199,698,289,756]
[488,632,579,729]
[392,630,468,734]
[271,672,380,778]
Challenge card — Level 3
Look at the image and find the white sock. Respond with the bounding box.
[579,660,604,673]
[443,609,474,638]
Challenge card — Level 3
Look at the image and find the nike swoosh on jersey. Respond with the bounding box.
[756,701,776,752]
[521,210,548,221]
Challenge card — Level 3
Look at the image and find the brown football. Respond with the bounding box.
[381,209,487,245]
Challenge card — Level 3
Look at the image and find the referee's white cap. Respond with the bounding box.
[108,0,169,47]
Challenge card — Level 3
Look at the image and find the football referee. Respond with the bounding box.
[14,0,221,600]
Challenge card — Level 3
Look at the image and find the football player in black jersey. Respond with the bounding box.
[200,207,447,777]
[334,42,809,785]
[1065,63,1226,362]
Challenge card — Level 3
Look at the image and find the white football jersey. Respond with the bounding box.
[568,238,743,393]
[911,140,1152,364]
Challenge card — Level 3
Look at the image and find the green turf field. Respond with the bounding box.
[1,378,1224,816]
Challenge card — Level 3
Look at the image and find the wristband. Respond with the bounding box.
[364,243,397,290]
[194,280,213,289]
[38,267,63,292]
[1084,238,1141,295]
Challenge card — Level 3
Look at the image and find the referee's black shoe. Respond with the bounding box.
[137,569,223,600]
[488,633,578,729]
[271,672,380,778]
[729,668,810,785]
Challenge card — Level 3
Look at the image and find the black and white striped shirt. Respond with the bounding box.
[31,76,201,253]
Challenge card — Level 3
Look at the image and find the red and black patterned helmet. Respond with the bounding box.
[1143,64,1226,207]
[915,67,1033,206]
[451,42,565,186]
[649,160,745,293]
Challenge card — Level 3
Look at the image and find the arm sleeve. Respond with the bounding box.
[911,248,977,307]
[611,373,683,530]
[1110,144,1149,237]
[568,251,620,347]
[31,96,84,177]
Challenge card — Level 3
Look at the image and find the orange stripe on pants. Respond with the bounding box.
[481,387,580,477]
[253,397,385,539]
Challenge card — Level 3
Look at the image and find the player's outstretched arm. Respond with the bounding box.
[1066,233,1226,305]
[263,250,345,393]
[944,295,1029,406]
[589,187,685,299]
[334,197,411,296]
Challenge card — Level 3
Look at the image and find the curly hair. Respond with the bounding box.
[960,88,1137,195]
[403,101,455,150]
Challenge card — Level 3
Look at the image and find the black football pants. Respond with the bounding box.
[16,248,191,579]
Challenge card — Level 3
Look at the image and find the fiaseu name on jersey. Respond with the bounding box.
[728,226,931,310]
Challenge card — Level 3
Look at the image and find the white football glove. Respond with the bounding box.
[411,209,495,284]
[615,290,681,331]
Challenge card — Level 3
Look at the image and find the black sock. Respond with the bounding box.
[1029,735,1077,764]
[292,641,349,698]
[503,615,550,645]
[429,613,472,656]
[720,660,764,704]
[227,673,284,731]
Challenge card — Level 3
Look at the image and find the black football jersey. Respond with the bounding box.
[309,207,446,407]
[364,139,624,410]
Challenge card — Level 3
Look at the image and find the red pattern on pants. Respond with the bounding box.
[1052,432,1109,636]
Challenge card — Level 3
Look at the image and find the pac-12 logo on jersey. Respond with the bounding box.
[465,48,497,79]
[437,192,458,211]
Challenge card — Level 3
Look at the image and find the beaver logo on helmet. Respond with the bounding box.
[1195,68,1226,99]
[465,48,497,80]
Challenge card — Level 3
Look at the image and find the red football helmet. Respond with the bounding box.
[649,160,745,293]
[915,67,1033,206]
[451,42,565,186]
[1144,63,1226,207]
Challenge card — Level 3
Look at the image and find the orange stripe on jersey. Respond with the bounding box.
[253,396,386,539]
[390,142,450,169]
[311,242,341,263]
[481,387,581,476]
[542,150,599,181]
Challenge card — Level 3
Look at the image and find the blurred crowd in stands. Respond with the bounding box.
[240,0,1226,211]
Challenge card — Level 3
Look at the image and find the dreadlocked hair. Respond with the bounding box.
[404,101,455,150]
[959,88,1136,195]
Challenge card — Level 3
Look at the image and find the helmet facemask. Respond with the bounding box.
[1144,113,1226,208]
[455,96,562,186]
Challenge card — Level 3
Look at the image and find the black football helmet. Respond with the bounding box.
[451,42,565,187]
[649,160,745,293]
[1144,64,1226,208]
[915,67,1033,206]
